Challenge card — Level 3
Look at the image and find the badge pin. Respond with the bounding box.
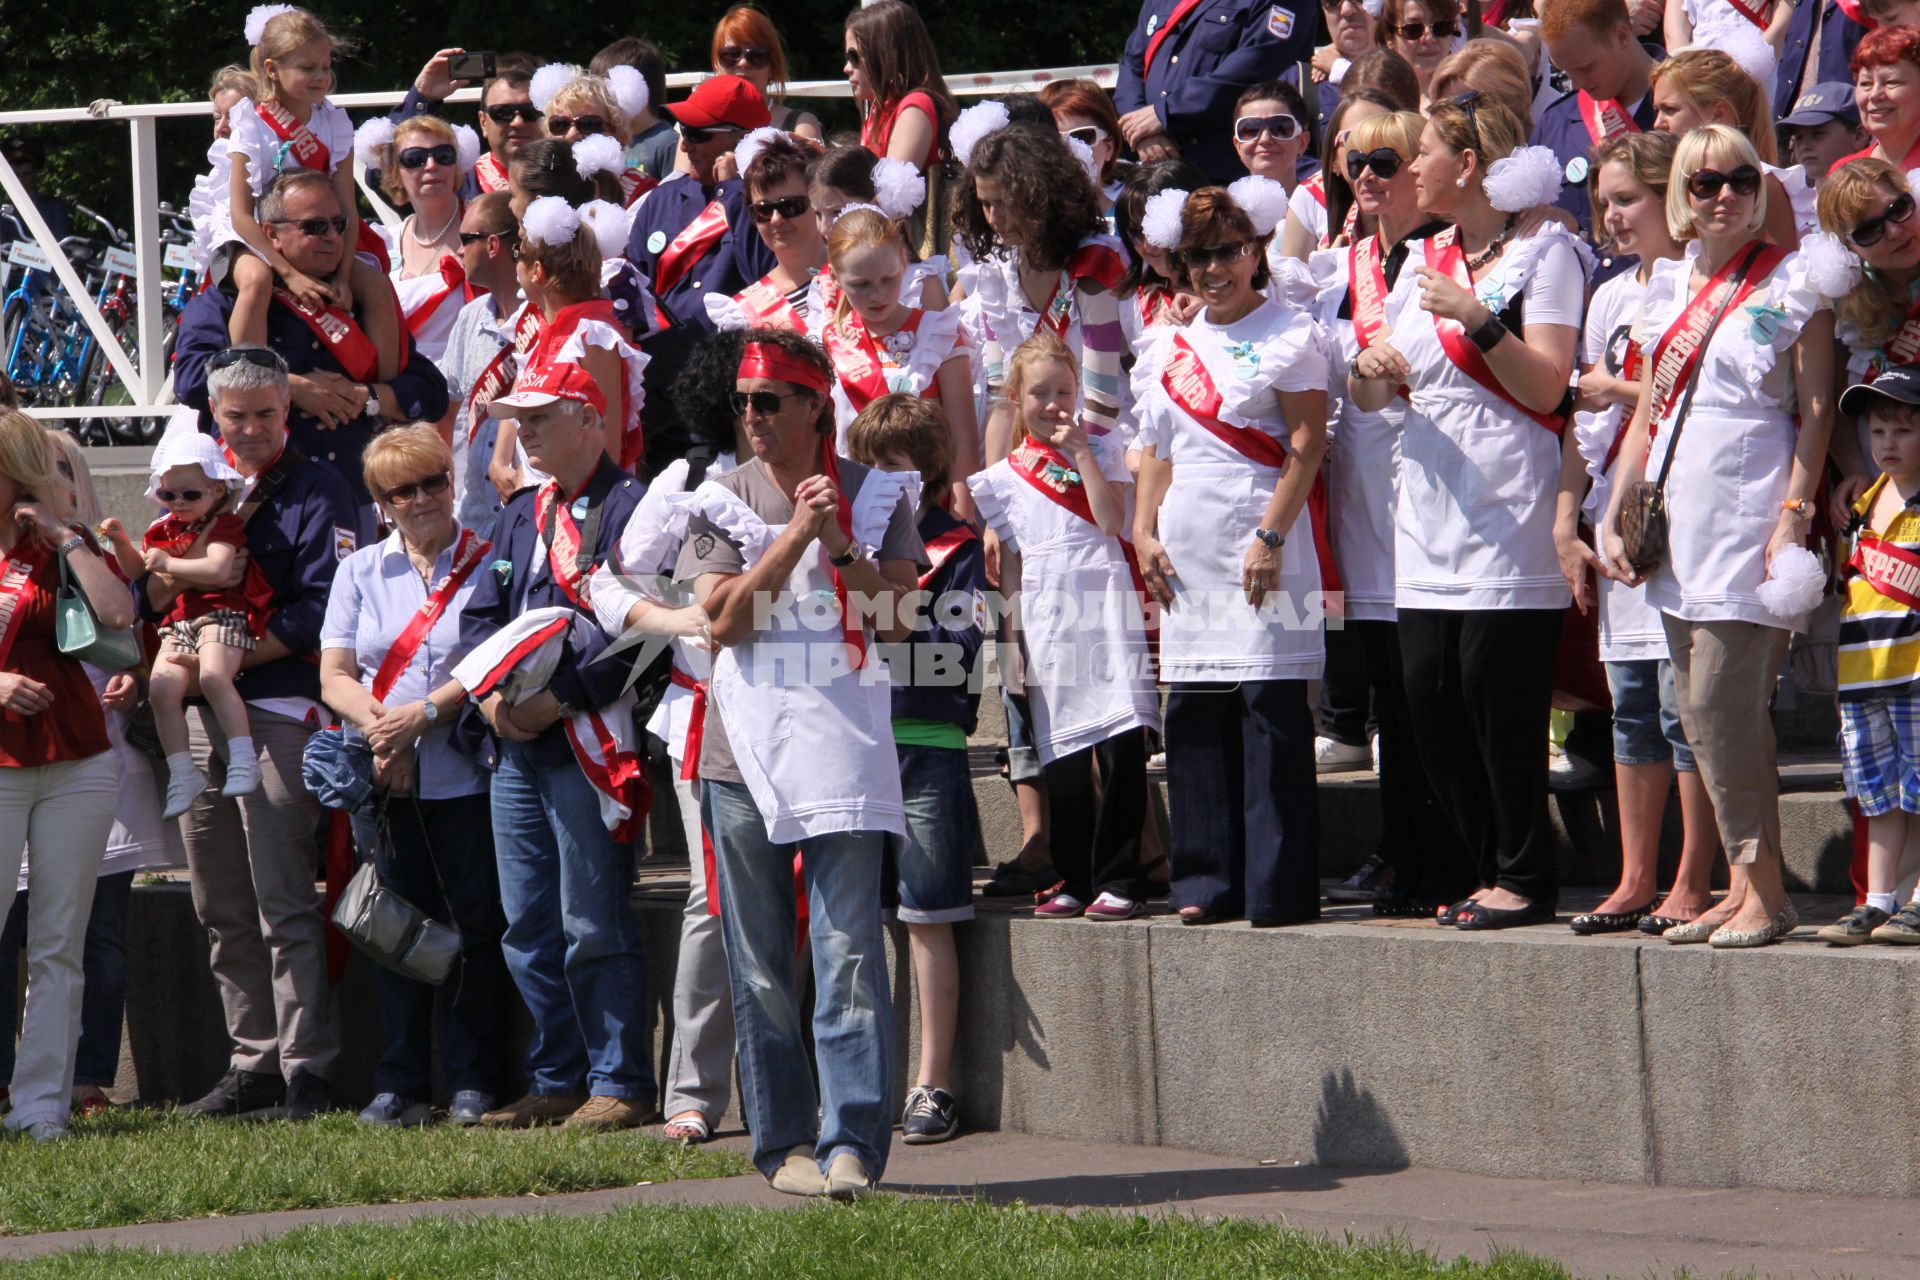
[646,230,667,255]
[1565,156,1589,185]
[1146,12,1159,33]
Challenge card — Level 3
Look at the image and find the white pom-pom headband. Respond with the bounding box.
[949,100,1011,169]
[831,202,892,227]
[245,3,298,46]
[1064,134,1102,189]
[606,64,649,120]
[1140,187,1190,252]
[528,64,583,113]
[521,195,582,248]
[1801,230,1863,299]
[1226,175,1289,237]
[1142,180,1288,250]
[578,200,632,259]
[453,124,480,174]
[1483,145,1564,213]
[572,133,626,182]
[869,157,926,220]
[734,127,789,178]
[352,117,394,169]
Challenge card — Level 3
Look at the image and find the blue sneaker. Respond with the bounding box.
[357,1092,430,1128]
[447,1090,494,1127]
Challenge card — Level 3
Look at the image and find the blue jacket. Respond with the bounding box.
[1114,0,1317,183]
[623,176,775,333]
[1531,88,1660,238]
[136,447,358,706]
[1774,0,1865,120]
[878,507,987,734]
[173,285,450,509]
[457,456,645,769]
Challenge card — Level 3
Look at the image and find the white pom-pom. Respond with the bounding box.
[1141,188,1190,251]
[577,199,631,259]
[1484,145,1565,213]
[1802,230,1863,299]
[521,195,581,248]
[703,292,750,331]
[1361,0,1383,13]
[1064,134,1102,189]
[1706,26,1776,88]
[1757,543,1826,619]
[453,124,481,174]
[606,64,650,120]
[572,133,625,182]
[832,202,891,226]
[1226,175,1289,237]
[1904,167,1920,197]
[244,3,297,46]
[734,126,787,178]
[949,100,1011,169]
[529,64,581,113]
[352,117,394,169]
[870,157,926,220]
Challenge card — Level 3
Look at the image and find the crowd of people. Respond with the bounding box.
[0,0,1914,1200]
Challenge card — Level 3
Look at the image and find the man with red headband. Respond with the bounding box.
[675,329,924,1200]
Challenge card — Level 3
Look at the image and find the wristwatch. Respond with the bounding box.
[1781,497,1813,520]
[1253,528,1284,550]
[420,698,439,725]
[363,387,381,420]
[829,541,866,568]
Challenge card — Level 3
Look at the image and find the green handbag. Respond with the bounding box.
[54,545,141,672]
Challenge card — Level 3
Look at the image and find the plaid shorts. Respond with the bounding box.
[1840,695,1920,817]
[160,608,256,655]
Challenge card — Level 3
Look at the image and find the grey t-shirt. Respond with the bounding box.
[675,454,925,783]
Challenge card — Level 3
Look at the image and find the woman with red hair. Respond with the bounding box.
[710,6,821,140]
[1840,25,1920,172]
[1039,80,1127,210]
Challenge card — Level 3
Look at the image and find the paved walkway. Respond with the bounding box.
[1,1129,1915,1277]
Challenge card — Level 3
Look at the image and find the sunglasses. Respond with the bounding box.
[1182,240,1255,268]
[1062,124,1110,148]
[1684,164,1762,201]
[679,123,741,147]
[269,215,347,237]
[1234,113,1301,143]
[382,472,451,506]
[749,194,812,223]
[843,47,862,68]
[730,388,813,416]
[484,103,542,125]
[547,114,607,137]
[458,227,518,246]
[208,347,286,373]
[718,44,772,69]
[1394,19,1460,38]
[1851,191,1917,247]
[1448,90,1485,155]
[398,144,458,169]
[1321,0,1369,9]
[156,488,209,504]
[1345,147,1405,180]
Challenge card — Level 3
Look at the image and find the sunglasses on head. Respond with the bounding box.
[1684,164,1762,201]
[398,143,458,169]
[156,488,208,504]
[1234,113,1301,143]
[1851,192,1917,247]
[1447,90,1485,155]
[208,347,286,374]
[718,44,772,69]
[269,215,347,238]
[547,114,607,137]
[1345,147,1405,180]
[843,47,862,68]
[730,388,812,416]
[484,102,542,125]
[382,472,451,506]
[1394,19,1460,39]
[1182,240,1254,269]
[749,194,812,223]
[1062,124,1110,148]
[458,227,518,246]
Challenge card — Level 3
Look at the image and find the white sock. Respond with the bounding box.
[166,751,198,781]
[1869,892,1899,915]
[226,735,256,763]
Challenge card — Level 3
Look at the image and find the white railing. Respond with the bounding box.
[0,63,1118,427]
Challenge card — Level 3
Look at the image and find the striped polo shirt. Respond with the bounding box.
[1840,473,1920,703]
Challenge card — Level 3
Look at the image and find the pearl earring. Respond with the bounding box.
[1455,177,1466,187]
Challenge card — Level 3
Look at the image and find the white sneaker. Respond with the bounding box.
[222,739,260,799]
[1370,734,1381,773]
[1314,736,1370,773]
[1146,751,1167,772]
[23,1121,66,1143]
[1548,751,1605,791]
[162,760,208,820]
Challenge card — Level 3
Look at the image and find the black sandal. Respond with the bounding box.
[1455,898,1558,931]
[1435,897,1476,927]
[1178,907,1220,926]
[1569,898,1656,936]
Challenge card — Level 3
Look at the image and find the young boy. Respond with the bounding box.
[1823,365,1920,943]
[847,393,987,1144]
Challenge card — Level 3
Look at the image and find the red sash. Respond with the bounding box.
[1144,0,1209,72]
[1348,235,1391,351]
[1139,285,1179,329]
[274,288,379,383]
[736,274,804,332]
[653,200,729,296]
[0,556,37,674]
[1645,241,1786,424]
[670,664,707,783]
[824,311,926,412]
[819,441,867,668]
[1725,0,1770,28]
[465,304,544,445]
[1600,339,1645,473]
[1160,334,1290,467]
[1303,173,1327,207]
[535,482,594,609]
[564,707,647,844]
[1008,437,1160,648]
[1880,294,1920,371]
[1424,229,1568,435]
[475,152,509,193]
[919,523,979,589]
[1577,92,1641,146]
[404,255,479,339]
[369,528,491,702]
[1849,531,1920,610]
[254,98,331,172]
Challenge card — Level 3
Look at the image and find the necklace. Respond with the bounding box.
[1464,215,1516,272]
[409,205,459,248]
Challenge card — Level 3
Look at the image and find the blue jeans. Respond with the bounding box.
[1605,660,1695,772]
[350,793,509,1100]
[701,779,893,1181]
[491,741,652,1100]
[0,870,132,1089]
[896,744,978,925]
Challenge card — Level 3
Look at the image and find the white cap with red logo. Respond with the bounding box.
[488,361,608,418]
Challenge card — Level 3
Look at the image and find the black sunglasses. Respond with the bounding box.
[1182,240,1254,268]
[718,44,772,69]
[458,227,518,246]
[1394,19,1460,39]
[398,144,458,169]
[1851,192,1917,247]
[1234,113,1300,143]
[209,347,287,373]
[382,472,451,506]
[749,194,811,223]
[843,47,862,68]
[548,114,607,137]
[484,103,542,125]
[1346,147,1405,181]
[269,215,347,238]
[679,123,741,147]
[1684,164,1762,201]
[730,388,812,416]
[1447,90,1485,156]
[156,488,209,504]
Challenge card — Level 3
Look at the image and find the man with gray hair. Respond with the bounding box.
[173,169,450,518]
[137,346,360,1120]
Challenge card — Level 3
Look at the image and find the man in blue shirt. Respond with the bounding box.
[1536,0,1661,237]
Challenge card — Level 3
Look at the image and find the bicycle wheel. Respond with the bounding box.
[82,324,154,443]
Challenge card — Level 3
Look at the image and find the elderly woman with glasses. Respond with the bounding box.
[320,423,508,1129]
[711,6,822,140]
[361,115,480,362]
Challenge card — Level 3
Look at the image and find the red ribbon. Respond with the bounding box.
[653,199,730,296]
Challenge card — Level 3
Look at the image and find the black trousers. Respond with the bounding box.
[1165,679,1320,924]
[1044,728,1147,902]
[1397,607,1562,903]
[1317,625,1376,747]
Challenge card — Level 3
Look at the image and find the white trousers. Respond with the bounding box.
[0,751,118,1128]
[662,772,735,1121]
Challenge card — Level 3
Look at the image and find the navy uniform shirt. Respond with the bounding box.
[1774,0,1865,120]
[173,286,451,510]
[458,455,645,769]
[1532,89,1660,239]
[1114,0,1316,184]
[623,175,775,332]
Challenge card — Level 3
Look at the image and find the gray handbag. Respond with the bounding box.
[330,804,461,986]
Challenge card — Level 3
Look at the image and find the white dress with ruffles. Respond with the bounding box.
[193,97,352,271]
[824,306,969,450]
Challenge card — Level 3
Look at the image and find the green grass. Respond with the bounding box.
[1,1198,1631,1280]
[0,1109,748,1235]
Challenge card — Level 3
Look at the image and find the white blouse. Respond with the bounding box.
[197,98,353,266]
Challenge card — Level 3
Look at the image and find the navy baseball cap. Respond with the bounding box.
[1841,365,1920,417]
[1780,82,1860,128]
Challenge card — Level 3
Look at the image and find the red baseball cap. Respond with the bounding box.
[661,75,771,132]
[489,360,608,417]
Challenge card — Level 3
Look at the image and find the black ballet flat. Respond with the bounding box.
[1454,898,1558,931]
[1569,898,1656,936]
[1638,913,1696,936]
[1373,892,1440,919]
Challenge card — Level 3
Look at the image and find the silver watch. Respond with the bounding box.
[363,389,380,419]
[420,698,439,724]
